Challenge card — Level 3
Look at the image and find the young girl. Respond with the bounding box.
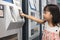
[20,4,60,40]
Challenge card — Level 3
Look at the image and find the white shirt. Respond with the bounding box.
[44,22,60,34]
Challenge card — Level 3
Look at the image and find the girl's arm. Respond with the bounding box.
[20,13,46,24]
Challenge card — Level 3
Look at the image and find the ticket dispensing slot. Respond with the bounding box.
[0,1,25,30]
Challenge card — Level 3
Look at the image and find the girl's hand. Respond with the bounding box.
[20,13,26,17]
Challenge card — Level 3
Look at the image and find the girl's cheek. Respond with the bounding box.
[43,14,49,20]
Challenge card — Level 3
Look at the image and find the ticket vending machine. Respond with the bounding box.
[22,0,41,40]
[22,0,47,40]
[28,0,40,40]
[0,1,25,30]
[0,0,25,40]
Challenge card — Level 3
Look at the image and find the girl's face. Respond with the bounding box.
[43,10,53,21]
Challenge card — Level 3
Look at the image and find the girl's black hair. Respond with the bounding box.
[44,4,60,26]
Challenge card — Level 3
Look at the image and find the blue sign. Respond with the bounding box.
[3,0,13,3]
[29,0,36,11]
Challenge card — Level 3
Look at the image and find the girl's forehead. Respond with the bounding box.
[45,7,49,11]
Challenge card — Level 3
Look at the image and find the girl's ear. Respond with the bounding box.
[50,14,53,18]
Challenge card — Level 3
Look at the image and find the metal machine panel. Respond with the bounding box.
[0,1,24,39]
[0,1,25,31]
